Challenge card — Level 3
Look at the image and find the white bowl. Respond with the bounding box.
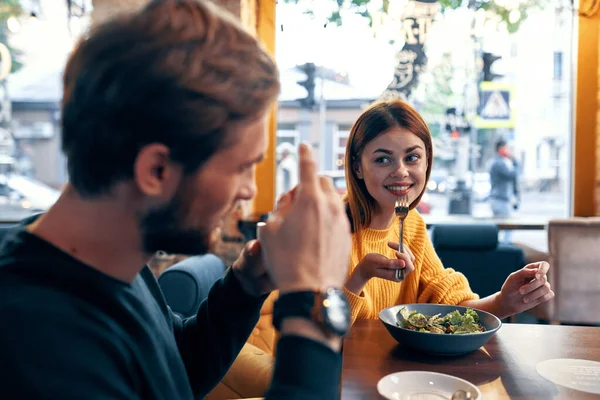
[377,371,482,400]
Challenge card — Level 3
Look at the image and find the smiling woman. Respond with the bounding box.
[344,100,433,236]
[355,136,428,223]
[338,99,554,325]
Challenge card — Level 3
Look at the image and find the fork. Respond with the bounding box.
[394,195,409,281]
[451,390,473,400]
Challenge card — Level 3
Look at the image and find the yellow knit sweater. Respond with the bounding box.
[246,209,478,354]
[344,209,478,325]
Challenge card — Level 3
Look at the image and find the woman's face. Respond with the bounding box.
[355,127,428,212]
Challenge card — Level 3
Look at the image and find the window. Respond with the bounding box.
[553,51,563,81]
[0,2,85,222]
[276,128,299,148]
[275,1,574,253]
[333,126,349,171]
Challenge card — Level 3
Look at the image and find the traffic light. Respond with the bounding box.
[296,62,317,109]
[445,107,472,138]
[445,107,456,133]
[482,52,503,82]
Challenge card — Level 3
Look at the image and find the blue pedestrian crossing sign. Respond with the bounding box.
[475,82,514,129]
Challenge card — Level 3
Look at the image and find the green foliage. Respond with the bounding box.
[0,0,23,73]
[417,53,455,131]
[438,0,540,33]
[0,0,22,21]
[282,0,545,33]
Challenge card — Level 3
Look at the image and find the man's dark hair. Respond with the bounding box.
[61,0,280,198]
[495,139,507,152]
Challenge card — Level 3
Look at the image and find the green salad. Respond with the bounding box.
[396,307,485,334]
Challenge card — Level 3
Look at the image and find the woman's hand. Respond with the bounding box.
[496,261,554,317]
[345,241,415,295]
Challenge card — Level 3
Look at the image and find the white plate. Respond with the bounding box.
[537,358,600,394]
[377,371,482,400]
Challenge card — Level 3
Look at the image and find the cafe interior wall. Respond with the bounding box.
[574,0,600,217]
[596,13,600,215]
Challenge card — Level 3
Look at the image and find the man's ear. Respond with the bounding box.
[134,144,182,198]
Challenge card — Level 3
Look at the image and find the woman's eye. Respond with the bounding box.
[375,156,392,164]
[406,154,420,163]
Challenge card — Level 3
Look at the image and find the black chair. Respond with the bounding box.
[0,224,17,249]
[157,254,227,318]
[431,223,526,298]
[0,225,14,242]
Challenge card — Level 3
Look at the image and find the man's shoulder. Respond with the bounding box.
[0,271,127,339]
[0,253,138,346]
[0,289,140,399]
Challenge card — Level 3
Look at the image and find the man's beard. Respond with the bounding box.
[139,186,213,256]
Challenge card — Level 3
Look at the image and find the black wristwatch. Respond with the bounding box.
[273,288,351,337]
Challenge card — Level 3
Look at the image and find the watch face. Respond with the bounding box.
[322,288,351,336]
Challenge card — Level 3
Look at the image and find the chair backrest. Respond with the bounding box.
[0,224,15,245]
[157,254,227,318]
[431,223,526,298]
[431,223,499,251]
[547,218,600,324]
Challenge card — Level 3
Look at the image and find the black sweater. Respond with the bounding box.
[0,223,341,399]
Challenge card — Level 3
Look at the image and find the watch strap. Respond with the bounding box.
[272,291,317,332]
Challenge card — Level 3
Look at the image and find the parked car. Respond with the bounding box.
[427,169,449,194]
[320,170,431,214]
[444,172,491,203]
[418,192,431,214]
[0,174,61,212]
[321,170,347,196]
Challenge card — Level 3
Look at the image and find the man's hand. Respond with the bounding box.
[231,240,275,297]
[258,143,351,350]
[258,143,351,294]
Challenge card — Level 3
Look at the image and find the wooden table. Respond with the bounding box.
[424,215,548,230]
[342,320,600,399]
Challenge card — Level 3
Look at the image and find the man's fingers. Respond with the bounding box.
[319,175,337,195]
[319,175,346,218]
[275,192,289,208]
[257,271,273,285]
[245,239,260,257]
[298,143,318,189]
[275,192,294,216]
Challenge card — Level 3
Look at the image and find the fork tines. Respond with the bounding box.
[395,196,409,218]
